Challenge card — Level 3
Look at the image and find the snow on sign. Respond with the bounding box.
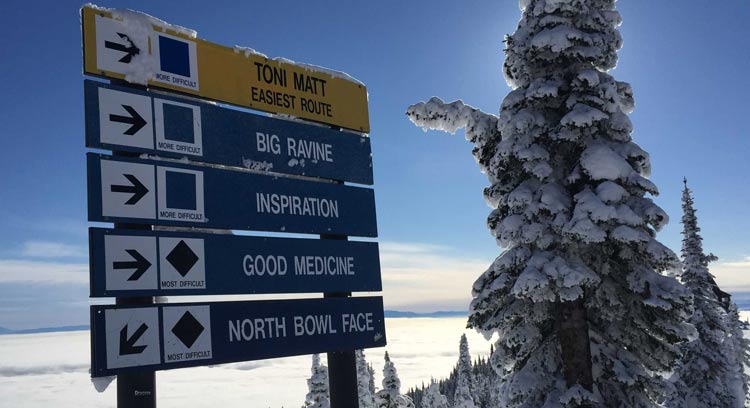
[86,153,378,237]
[90,297,387,377]
[81,5,371,132]
[84,80,373,185]
[89,228,382,297]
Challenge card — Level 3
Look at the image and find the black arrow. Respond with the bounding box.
[104,33,140,63]
[113,249,152,281]
[120,323,149,355]
[109,105,147,135]
[110,174,149,205]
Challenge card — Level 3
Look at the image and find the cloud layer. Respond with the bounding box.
[378,241,493,312]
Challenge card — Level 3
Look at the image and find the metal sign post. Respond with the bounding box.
[112,149,156,407]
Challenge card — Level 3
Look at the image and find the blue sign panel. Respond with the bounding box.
[84,80,373,185]
[89,228,382,297]
[90,296,386,377]
[86,153,378,237]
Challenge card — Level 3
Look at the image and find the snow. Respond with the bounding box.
[610,225,650,243]
[530,25,586,53]
[87,4,364,88]
[576,70,600,87]
[232,47,365,86]
[560,104,609,128]
[580,143,633,181]
[241,158,273,172]
[86,4,197,38]
[595,181,628,204]
[525,79,562,99]
[0,318,493,408]
[407,98,491,136]
[564,216,607,243]
[572,190,618,223]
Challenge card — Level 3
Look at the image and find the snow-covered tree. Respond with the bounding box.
[668,180,749,408]
[406,1,694,406]
[376,352,415,408]
[357,350,377,408]
[368,361,377,399]
[454,335,477,408]
[420,381,449,408]
[303,354,330,408]
[725,303,750,407]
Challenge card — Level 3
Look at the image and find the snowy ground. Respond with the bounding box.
[2,314,747,407]
[0,317,492,408]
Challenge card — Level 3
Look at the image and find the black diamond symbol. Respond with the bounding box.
[171,311,204,348]
[166,240,199,277]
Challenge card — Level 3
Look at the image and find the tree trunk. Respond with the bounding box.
[558,298,594,394]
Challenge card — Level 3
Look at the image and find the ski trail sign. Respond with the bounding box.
[90,297,387,377]
[86,153,378,236]
[81,5,371,132]
[89,228,382,297]
[84,80,373,184]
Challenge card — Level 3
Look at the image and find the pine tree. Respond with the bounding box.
[454,335,477,408]
[303,354,330,408]
[376,352,415,408]
[368,362,377,399]
[668,180,749,408]
[420,381,449,408]
[407,1,694,406]
[357,350,377,408]
[725,303,750,407]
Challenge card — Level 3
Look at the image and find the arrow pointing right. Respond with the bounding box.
[110,174,149,205]
[109,105,147,135]
[104,32,140,63]
[119,323,148,355]
[113,249,152,281]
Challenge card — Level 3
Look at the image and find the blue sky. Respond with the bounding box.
[1,0,749,328]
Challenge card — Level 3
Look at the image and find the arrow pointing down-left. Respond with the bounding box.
[113,249,152,281]
[119,323,149,355]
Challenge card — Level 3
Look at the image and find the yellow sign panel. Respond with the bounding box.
[81,6,370,133]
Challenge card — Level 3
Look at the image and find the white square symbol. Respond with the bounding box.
[105,307,161,369]
[104,235,158,291]
[94,15,154,81]
[156,166,205,223]
[98,87,153,149]
[150,32,200,91]
[154,98,202,157]
[159,237,206,290]
[100,159,156,220]
[162,306,212,364]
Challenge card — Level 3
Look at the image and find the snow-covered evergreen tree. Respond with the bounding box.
[454,335,477,408]
[420,381,449,408]
[407,1,694,406]
[725,303,750,407]
[357,350,377,408]
[303,354,330,408]
[376,352,415,408]
[668,180,749,408]
[368,361,377,399]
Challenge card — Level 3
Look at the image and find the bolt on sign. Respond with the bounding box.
[81,5,371,132]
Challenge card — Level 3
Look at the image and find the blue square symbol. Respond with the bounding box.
[159,36,191,77]
[165,171,196,210]
[163,104,195,143]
